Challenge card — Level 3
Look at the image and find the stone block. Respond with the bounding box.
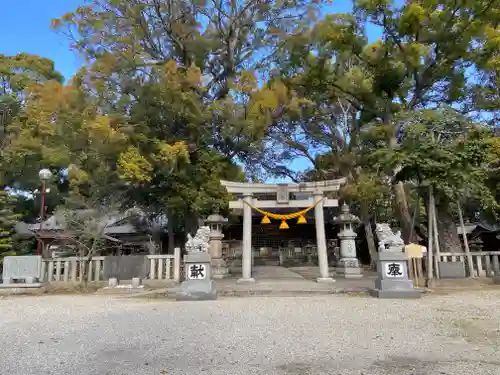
[211,258,228,279]
[184,251,212,280]
[131,277,141,288]
[317,277,336,284]
[176,280,217,301]
[103,256,149,282]
[371,252,421,299]
[2,256,41,284]
[369,289,421,299]
[336,258,363,279]
[236,277,255,284]
[375,279,414,290]
[438,262,466,279]
[177,251,217,300]
[108,277,118,288]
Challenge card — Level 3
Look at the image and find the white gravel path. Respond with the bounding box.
[1,291,500,375]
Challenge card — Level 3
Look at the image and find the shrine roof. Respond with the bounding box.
[16,209,145,237]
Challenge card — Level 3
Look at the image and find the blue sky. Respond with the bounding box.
[0,1,373,83]
[1,0,382,182]
[1,0,84,81]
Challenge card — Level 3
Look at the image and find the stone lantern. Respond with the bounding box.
[333,203,362,278]
[206,211,229,279]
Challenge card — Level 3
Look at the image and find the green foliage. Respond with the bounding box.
[0,53,63,96]
[44,0,324,224]
[0,190,21,263]
[2,0,500,243]
[269,0,500,238]
[2,80,129,198]
[373,108,499,212]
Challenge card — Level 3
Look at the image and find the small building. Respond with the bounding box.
[457,221,500,252]
[15,210,156,257]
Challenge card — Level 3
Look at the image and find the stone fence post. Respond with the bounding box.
[174,247,181,282]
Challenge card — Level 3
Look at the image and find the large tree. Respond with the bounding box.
[372,108,499,252]
[2,78,129,199]
[0,189,21,264]
[274,0,500,242]
[49,0,323,233]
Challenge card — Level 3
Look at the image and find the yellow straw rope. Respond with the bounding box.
[242,198,323,220]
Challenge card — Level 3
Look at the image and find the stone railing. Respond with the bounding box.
[438,251,500,277]
[148,250,181,281]
[41,256,106,283]
[41,249,181,283]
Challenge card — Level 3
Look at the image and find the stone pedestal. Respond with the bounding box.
[370,252,421,299]
[108,277,118,288]
[208,231,229,279]
[336,228,362,278]
[131,277,141,288]
[176,252,217,301]
[211,258,229,279]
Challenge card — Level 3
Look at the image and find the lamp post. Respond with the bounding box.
[206,211,229,279]
[36,168,52,256]
[334,203,363,278]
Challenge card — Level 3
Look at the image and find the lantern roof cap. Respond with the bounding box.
[334,203,359,224]
[206,213,228,224]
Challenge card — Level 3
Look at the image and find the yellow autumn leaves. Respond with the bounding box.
[3,60,196,189]
[117,141,190,183]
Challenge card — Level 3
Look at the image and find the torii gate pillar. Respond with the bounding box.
[239,191,255,284]
[313,190,333,283]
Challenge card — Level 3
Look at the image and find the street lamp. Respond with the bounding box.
[36,168,52,256]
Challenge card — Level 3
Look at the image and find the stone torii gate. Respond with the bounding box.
[221,179,346,284]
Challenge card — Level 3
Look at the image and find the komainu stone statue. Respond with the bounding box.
[375,223,405,252]
[185,226,211,253]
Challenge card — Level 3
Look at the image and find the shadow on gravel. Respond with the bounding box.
[367,356,500,375]
[276,357,500,375]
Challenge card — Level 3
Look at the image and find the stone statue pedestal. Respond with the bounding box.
[370,252,421,299]
[176,252,217,301]
[336,228,363,279]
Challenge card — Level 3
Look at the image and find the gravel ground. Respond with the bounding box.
[1,291,500,375]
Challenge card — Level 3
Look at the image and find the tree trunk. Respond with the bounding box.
[83,259,90,287]
[79,251,87,287]
[393,182,416,243]
[41,241,51,259]
[184,210,199,236]
[167,210,175,254]
[435,197,462,253]
[146,239,157,255]
[360,202,377,270]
